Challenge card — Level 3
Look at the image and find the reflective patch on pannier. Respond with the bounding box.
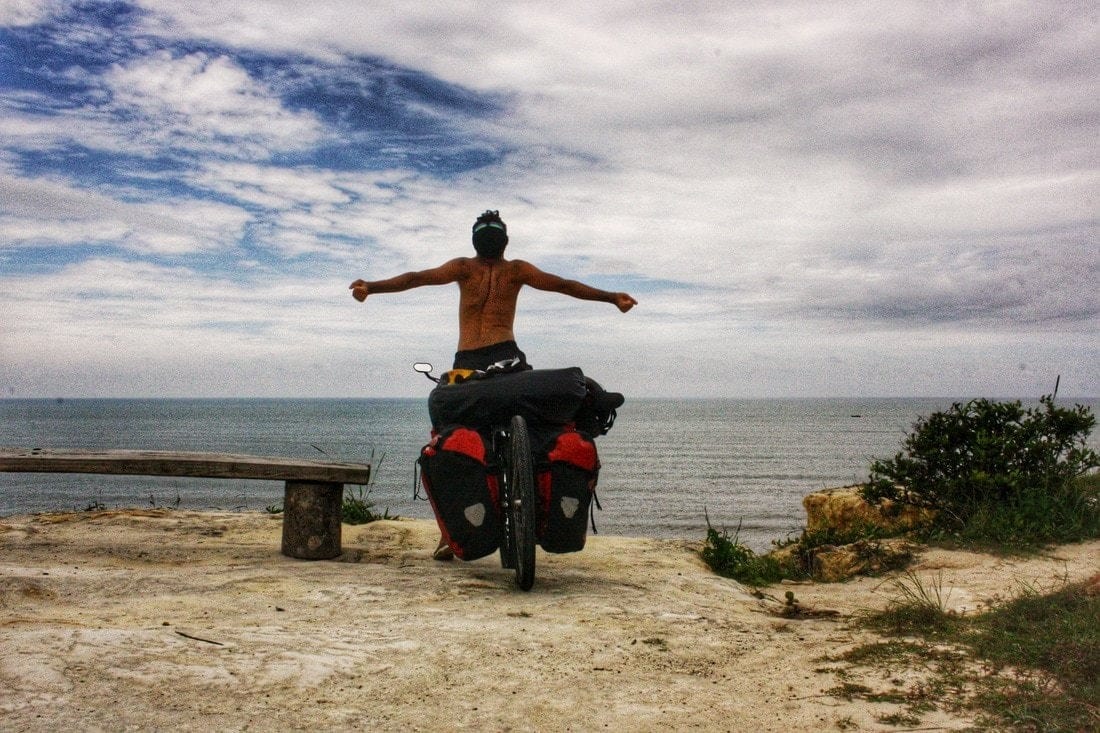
[560,496,581,519]
[538,428,599,554]
[464,502,487,527]
[419,426,500,561]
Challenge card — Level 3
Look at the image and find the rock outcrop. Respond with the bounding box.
[767,485,933,582]
[802,485,934,536]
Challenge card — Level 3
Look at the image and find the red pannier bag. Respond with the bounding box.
[537,427,599,553]
[419,426,500,561]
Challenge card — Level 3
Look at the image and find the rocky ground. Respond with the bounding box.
[1,509,1097,731]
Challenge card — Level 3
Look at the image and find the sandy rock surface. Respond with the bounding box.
[1,510,1096,731]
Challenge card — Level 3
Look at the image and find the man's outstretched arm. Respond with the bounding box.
[518,261,637,313]
[350,259,465,302]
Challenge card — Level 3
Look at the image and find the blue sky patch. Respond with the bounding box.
[1,0,515,276]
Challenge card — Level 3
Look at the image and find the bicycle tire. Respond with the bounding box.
[509,414,537,591]
[498,435,515,570]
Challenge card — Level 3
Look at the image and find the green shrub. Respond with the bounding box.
[701,519,789,586]
[861,395,1100,545]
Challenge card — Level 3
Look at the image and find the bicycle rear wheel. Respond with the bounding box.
[498,448,515,570]
[509,414,536,591]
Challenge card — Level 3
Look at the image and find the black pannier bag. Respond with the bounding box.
[574,376,624,437]
[537,427,600,553]
[428,368,588,431]
[419,426,500,561]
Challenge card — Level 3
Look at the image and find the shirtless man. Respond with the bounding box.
[349,210,637,372]
[351,210,636,560]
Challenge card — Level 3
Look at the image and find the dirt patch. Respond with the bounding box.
[1,510,1096,731]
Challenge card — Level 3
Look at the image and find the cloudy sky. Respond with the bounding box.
[1,0,1096,398]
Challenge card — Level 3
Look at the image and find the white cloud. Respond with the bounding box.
[103,51,324,157]
[1,0,1097,397]
[188,162,352,210]
[0,0,59,26]
[0,255,460,396]
[0,171,250,254]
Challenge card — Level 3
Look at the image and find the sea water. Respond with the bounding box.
[2,397,1096,549]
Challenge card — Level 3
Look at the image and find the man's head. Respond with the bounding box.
[472,210,508,258]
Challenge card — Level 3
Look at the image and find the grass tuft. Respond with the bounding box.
[965,580,1100,729]
[832,576,1100,731]
[341,483,396,525]
[862,571,963,637]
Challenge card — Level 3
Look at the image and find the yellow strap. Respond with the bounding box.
[440,369,477,386]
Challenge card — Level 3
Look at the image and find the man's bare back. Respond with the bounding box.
[349,210,636,356]
[455,257,524,350]
[351,255,636,351]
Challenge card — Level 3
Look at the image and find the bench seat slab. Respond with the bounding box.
[0,448,371,485]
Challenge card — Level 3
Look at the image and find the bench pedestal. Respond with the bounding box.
[281,481,343,560]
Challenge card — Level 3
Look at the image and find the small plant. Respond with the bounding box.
[876,711,922,727]
[789,523,888,550]
[779,590,801,617]
[833,714,857,730]
[309,445,395,525]
[342,483,396,525]
[891,571,949,610]
[146,492,182,510]
[701,516,789,586]
[864,571,960,636]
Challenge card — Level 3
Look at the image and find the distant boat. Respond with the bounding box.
[850,414,862,418]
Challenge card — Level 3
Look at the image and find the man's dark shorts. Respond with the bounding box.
[453,340,531,371]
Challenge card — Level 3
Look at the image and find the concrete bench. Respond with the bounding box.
[0,448,372,560]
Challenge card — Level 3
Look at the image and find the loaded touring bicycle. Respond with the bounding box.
[414,359,623,590]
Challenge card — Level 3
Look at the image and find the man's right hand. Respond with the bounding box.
[614,293,638,313]
[349,280,369,302]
